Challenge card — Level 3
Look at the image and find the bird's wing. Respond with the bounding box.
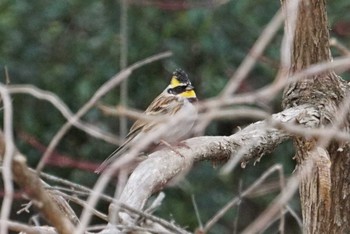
[94,104,157,174]
[145,94,183,116]
[94,125,143,173]
[95,95,183,173]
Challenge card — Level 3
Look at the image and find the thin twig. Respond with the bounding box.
[330,37,350,56]
[286,205,302,229]
[202,164,283,233]
[202,55,350,113]
[195,8,284,134]
[191,194,203,230]
[119,0,129,139]
[198,106,269,122]
[278,163,286,234]
[0,220,57,234]
[241,162,309,234]
[49,189,108,221]
[220,8,284,97]
[109,169,129,225]
[0,84,15,234]
[145,192,165,214]
[4,66,10,84]
[16,201,33,214]
[7,85,121,145]
[233,180,242,234]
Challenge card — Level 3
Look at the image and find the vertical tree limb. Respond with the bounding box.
[282,0,350,233]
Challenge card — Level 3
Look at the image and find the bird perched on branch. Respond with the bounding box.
[95,69,198,173]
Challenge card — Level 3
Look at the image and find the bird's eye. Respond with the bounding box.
[167,88,175,94]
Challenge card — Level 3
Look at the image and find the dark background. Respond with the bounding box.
[1,0,350,233]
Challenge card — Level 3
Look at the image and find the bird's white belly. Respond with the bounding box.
[160,99,197,143]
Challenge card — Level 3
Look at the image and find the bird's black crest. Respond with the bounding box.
[173,69,189,83]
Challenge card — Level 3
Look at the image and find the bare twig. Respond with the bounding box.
[203,55,350,111]
[7,85,122,145]
[330,37,350,56]
[4,66,10,84]
[49,189,108,222]
[191,194,203,230]
[0,220,57,234]
[233,180,242,234]
[202,164,284,233]
[220,8,284,97]
[278,161,286,234]
[16,201,32,215]
[145,192,165,214]
[0,84,15,234]
[128,0,229,9]
[198,106,270,121]
[109,169,129,225]
[286,205,302,229]
[241,160,310,234]
[99,104,153,121]
[195,9,284,134]
[119,0,129,139]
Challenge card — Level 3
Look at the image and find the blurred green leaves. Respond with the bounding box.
[1,0,349,232]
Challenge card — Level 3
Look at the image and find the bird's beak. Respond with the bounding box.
[186,85,194,90]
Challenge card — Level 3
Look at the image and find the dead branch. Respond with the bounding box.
[112,105,318,232]
[0,130,75,234]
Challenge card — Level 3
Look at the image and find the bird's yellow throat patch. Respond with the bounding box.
[179,90,196,98]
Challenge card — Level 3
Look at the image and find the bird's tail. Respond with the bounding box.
[94,146,127,174]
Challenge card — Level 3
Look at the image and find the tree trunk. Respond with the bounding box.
[282,0,350,233]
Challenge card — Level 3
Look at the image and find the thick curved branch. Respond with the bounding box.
[116,105,319,230]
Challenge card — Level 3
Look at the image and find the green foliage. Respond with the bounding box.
[1,0,350,233]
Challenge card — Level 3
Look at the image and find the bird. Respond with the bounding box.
[95,69,198,173]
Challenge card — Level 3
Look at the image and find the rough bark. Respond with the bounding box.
[282,0,350,233]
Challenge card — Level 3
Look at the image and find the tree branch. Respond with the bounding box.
[0,131,76,234]
[114,105,319,232]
